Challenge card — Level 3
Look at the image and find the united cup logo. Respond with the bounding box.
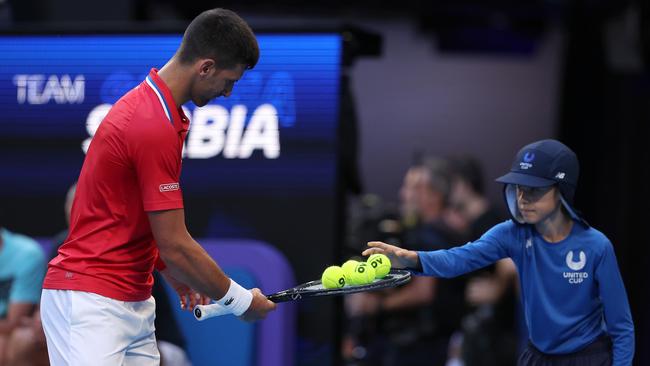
[564,250,588,284]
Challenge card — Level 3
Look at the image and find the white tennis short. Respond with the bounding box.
[40,289,160,366]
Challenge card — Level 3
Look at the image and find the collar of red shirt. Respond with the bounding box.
[144,68,190,134]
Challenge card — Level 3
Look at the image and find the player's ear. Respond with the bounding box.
[197,59,216,77]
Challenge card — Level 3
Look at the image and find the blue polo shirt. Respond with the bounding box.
[0,228,46,318]
[417,220,634,365]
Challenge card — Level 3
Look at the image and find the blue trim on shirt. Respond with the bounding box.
[146,75,174,126]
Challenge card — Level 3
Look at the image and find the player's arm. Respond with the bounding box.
[149,208,229,298]
[149,208,276,320]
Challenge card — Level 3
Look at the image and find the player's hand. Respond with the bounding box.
[162,271,211,311]
[174,284,211,311]
[362,241,419,269]
[239,288,276,322]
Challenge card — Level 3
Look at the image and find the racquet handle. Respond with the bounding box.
[193,293,279,321]
[192,293,278,321]
[193,303,229,321]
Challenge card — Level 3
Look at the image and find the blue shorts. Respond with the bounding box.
[518,336,612,366]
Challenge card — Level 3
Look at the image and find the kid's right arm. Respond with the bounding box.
[363,223,512,277]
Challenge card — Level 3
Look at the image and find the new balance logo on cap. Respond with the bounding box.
[555,172,566,179]
[159,183,180,192]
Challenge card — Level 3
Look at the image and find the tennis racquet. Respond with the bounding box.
[194,269,411,321]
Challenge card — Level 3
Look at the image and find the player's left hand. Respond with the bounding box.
[174,282,211,311]
[162,271,211,311]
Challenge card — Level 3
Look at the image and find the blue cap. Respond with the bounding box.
[496,139,578,188]
[496,139,587,225]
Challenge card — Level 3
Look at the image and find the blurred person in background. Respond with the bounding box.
[0,208,47,365]
[444,156,519,366]
[344,156,466,366]
[49,183,77,255]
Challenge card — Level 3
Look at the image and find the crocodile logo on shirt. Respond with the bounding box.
[159,183,180,192]
[566,250,586,271]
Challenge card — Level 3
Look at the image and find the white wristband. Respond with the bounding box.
[215,279,253,316]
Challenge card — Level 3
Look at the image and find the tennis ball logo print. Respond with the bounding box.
[321,266,346,289]
[350,262,376,285]
[367,254,391,279]
[563,250,588,284]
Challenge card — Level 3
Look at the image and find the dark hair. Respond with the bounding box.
[177,8,259,70]
[449,155,484,195]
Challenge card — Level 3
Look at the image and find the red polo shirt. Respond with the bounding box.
[43,69,190,301]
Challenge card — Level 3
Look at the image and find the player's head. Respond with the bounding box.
[496,139,585,225]
[177,8,259,106]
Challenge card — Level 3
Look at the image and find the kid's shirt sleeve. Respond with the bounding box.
[418,221,514,278]
[595,242,634,366]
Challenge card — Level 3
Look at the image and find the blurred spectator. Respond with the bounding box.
[343,157,466,366]
[49,182,77,256]
[445,156,519,366]
[0,214,47,365]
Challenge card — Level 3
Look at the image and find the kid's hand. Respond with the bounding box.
[362,241,419,270]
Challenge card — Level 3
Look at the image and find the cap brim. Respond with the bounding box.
[495,172,555,187]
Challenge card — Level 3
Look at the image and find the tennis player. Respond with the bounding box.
[40,8,276,365]
[364,139,634,365]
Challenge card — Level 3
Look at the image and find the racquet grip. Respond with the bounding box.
[193,303,229,321]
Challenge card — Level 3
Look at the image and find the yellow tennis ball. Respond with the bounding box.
[341,260,359,285]
[350,262,376,285]
[321,266,346,289]
[367,253,391,278]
